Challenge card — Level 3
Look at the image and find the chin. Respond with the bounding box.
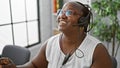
[58,29,67,33]
[58,28,63,31]
[58,26,67,32]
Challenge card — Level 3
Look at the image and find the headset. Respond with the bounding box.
[74,1,93,32]
[73,11,91,27]
[76,2,91,25]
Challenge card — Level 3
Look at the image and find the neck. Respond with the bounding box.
[62,32,86,44]
[60,32,86,55]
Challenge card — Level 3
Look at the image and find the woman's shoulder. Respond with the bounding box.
[86,34,101,43]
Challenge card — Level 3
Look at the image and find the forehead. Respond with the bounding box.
[62,2,82,11]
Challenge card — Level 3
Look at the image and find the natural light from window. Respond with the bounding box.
[0,0,40,54]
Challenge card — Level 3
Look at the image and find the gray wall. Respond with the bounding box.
[39,0,54,42]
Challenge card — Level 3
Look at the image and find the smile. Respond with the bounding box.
[59,21,67,26]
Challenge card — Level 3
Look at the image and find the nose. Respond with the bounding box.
[58,11,67,19]
[57,13,66,23]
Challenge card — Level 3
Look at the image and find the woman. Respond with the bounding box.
[0,1,113,68]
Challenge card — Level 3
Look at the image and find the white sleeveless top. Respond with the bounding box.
[46,33,101,68]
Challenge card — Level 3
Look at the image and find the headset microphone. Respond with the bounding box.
[72,22,88,26]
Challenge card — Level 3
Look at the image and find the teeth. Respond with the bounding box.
[60,21,66,24]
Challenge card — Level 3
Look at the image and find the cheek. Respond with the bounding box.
[68,17,79,25]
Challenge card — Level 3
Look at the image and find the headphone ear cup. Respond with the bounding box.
[78,17,86,26]
[79,17,86,23]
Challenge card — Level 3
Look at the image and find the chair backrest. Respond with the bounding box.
[2,45,31,65]
[111,56,117,68]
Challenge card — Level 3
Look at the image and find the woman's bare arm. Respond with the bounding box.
[17,42,48,68]
[91,43,113,68]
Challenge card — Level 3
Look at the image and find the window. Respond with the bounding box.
[0,0,40,54]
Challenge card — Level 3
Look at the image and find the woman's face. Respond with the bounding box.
[57,2,82,33]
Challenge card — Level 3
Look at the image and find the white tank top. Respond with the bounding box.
[46,33,101,68]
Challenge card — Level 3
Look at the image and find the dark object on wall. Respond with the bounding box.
[111,56,117,68]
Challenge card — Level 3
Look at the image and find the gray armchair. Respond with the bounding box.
[1,45,31,65]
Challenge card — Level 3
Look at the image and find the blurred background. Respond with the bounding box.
[0,0,120,68]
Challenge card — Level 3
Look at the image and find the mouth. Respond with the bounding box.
[58,21,67,26]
